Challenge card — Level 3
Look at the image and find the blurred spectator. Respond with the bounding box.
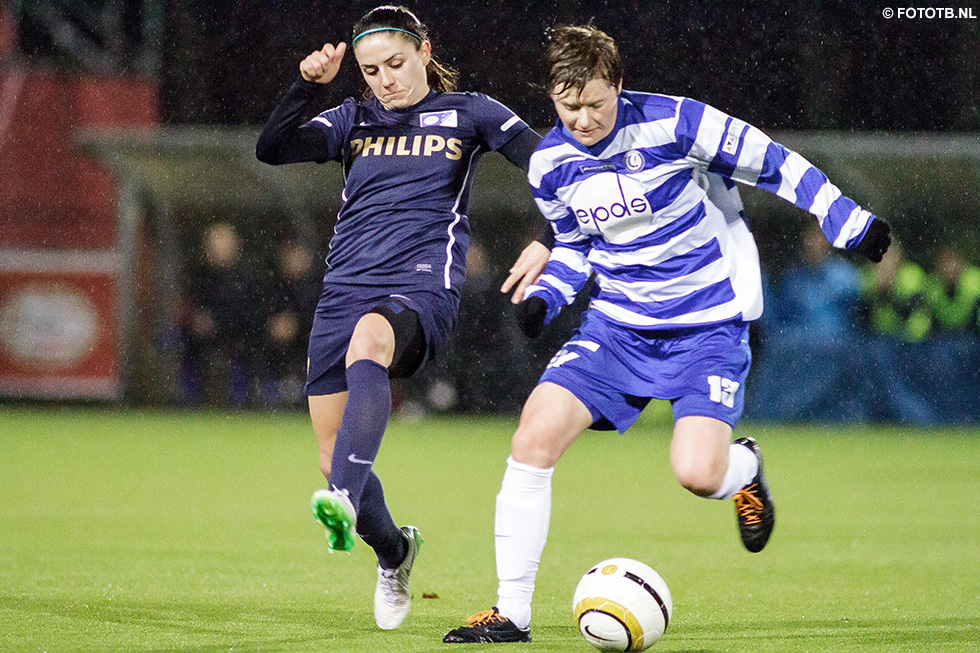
[258,239,320,406]
[929,244,980,335]
[859,240,932,341]
[763,222,861,341]
[451,242,533,413]
[400,241,533,416]
[180,222,258,406]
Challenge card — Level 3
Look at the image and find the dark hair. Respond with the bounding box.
[352,5,458,94]
[545,24,622,95]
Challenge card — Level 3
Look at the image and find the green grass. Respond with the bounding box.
[1,407,979,652]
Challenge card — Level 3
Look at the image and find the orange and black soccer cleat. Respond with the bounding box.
[443,607,531,643]
[732,437,775,553]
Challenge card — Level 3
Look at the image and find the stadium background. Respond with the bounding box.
[3,4,980,652]
[1,1,979,418]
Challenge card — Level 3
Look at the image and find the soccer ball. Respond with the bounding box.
[572,558,673,651]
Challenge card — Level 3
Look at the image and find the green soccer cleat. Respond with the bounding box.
[311,488,357,552]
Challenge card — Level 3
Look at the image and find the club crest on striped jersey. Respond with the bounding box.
[623,149,644,172]
[420,110,458,128]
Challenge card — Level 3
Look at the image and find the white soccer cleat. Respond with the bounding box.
[373,525,422,630]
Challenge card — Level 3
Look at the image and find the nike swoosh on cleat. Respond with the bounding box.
[348,453,373,465]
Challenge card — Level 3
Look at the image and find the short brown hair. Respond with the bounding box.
[545,24,622,95]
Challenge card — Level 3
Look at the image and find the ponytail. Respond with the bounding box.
[425,57,458,94]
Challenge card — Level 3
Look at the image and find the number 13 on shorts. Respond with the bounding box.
[707,375,739,408]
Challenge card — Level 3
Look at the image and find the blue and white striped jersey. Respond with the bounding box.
[526,90,877,329]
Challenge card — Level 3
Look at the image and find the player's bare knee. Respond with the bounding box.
[511,425,559,468]
[346,314,395,366]
[346,330,386,362]
[509,426,539,462]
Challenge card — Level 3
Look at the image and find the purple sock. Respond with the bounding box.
[328,359,405,568]
[358,472,408,570]
[329,359,391,510]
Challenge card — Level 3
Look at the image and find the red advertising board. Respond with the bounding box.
[0,250,119,398]
[0,70,157,400]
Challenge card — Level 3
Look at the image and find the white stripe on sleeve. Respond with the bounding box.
[500,115,520,131]
[833,208,874,248]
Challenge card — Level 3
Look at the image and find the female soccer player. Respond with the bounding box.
[444,24,891,643]
[255,5,549,631]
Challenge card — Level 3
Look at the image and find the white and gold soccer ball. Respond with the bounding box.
[572,558,673,651]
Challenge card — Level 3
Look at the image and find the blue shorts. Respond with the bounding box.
[305,283,459,396]
[538,311,752,433]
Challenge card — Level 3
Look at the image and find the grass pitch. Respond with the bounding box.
[1,407,978,652]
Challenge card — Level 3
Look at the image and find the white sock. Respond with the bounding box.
[709,442,759,500]
[494,456,553,630]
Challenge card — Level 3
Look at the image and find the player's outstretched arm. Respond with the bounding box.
[495,127,555,303]
[678,99,888,258]
[256,43,348,165]
[501,241,551,304]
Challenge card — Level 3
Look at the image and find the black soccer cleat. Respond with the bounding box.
[731,437,775,553]
[443,607,531,644]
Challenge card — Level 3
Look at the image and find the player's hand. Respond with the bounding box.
[853,218,892,263]
[300,42,347,84]
[515,296,548,338]
[501,240,550,304]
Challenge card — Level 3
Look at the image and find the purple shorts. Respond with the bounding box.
[539,311,752,433]
[305,283,458,396]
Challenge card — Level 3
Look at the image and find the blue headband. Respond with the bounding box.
[352,27,424,44]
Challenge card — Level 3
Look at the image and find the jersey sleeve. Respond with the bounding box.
[304,98,357,162]
[674,97,876,250]
[524,156,594,323]
[256,76,355,165]
[470,93,532,152]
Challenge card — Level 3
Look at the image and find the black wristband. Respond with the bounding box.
[853,219,892,263]
[515,296,548,338]
[535,223,556,249]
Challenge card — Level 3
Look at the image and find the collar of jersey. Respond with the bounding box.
[557,94,626,157]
